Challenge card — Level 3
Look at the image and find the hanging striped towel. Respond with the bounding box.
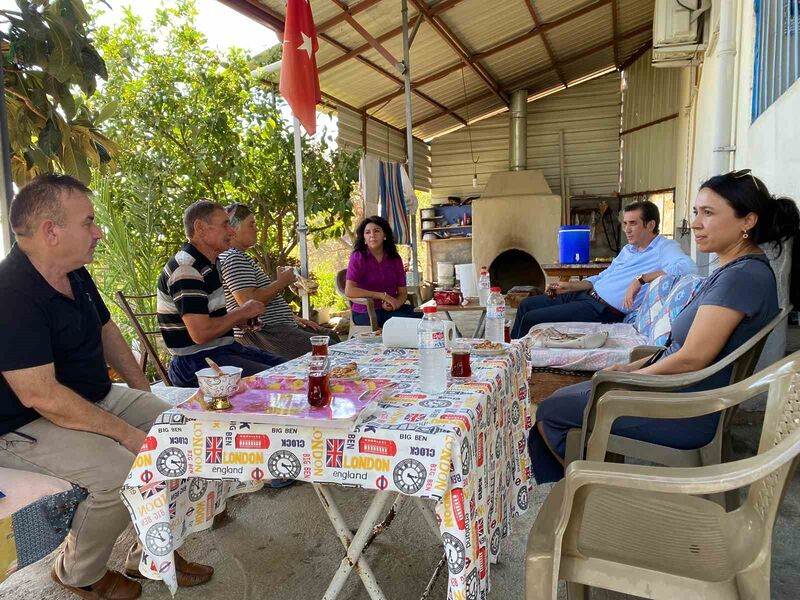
[378,160,410,244]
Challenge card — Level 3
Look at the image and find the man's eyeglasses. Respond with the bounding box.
[729,168,761,192]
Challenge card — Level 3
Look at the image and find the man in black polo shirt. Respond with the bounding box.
[156,200,284,387]
[0,175,213,600]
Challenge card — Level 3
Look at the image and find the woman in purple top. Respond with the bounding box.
[345,216,421,327]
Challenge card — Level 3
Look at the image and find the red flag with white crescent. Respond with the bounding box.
[280,0,322,135]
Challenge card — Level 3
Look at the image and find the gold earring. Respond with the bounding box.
[742,231,749,239]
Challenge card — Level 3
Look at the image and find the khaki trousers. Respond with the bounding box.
[0,385,170,587]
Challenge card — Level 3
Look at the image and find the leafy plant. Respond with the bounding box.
[92,1,360,277]
[1,0,118,184]
[313,270,348,313]
[90,173,176,339]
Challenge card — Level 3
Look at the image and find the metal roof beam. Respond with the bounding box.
[221,1,464,124]
[319,19,418,73]
[611,0,620,67]
[363,62,463,110]
[523,0,568,87]
[317,0,386,33]
[323,91,428,145]
[317,0,460,32]
[327,0,404,72]
[618,40,652,71]
[408,0,509,106]
[216,0,287,37]
[414,22,651,128]
[363,0,617,113]
[474,0,613,60]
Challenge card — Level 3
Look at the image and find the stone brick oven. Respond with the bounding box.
[472,170,561,292]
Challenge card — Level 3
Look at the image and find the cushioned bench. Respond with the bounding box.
[523,273,704,403]
[0,469,86,582]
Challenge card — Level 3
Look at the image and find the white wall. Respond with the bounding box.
[675,0,800,369]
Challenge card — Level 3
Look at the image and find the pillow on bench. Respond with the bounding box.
[524,274,704,371]
[630,274,704,345]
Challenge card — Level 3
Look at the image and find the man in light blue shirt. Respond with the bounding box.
[511,200,697,338]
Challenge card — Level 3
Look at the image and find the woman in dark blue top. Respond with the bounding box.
[530,170,800,483]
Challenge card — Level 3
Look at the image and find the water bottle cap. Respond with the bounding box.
[422,306,438,314]
[490,287,501,292]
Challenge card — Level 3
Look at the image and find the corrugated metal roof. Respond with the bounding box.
[431,73,622,200]
[622,49,680,130]
[221,0,653,140]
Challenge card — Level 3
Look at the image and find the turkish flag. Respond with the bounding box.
[280,0,322,135]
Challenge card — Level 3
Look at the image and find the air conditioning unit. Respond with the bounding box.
[652,0,709,67]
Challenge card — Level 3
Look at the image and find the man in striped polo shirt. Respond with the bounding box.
[157,200,285,387]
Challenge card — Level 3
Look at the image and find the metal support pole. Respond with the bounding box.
[0,54,15,256]
[293,117,311,318]
[320,487,392,600]
[314,485,387,599]
[401,0,420,289]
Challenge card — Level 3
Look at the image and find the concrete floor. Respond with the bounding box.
[2,313,798,600]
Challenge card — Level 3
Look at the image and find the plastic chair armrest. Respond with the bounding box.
[348,297,373,307]
[586,383,770,460]
[629,345,666,362]
[591,368,708,393]
[568,428,800,497]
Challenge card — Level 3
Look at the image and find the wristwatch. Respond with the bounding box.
[635,274,646,285]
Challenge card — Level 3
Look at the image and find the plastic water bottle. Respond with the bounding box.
[485,287,506,343]
[418,306,448,395]
[478,267,491,307]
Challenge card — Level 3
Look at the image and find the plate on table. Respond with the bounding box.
[357,331,383,344]
[330,362,362,381]
[470,341,510,356]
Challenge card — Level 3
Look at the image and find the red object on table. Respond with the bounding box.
[451,350,472,378]
[307,373,331,407]
[433,289,463,305]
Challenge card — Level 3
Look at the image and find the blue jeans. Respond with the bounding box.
[352,304,420,327]
[168,342,286,388]
[529,380,721,483]
[511,291,623,339]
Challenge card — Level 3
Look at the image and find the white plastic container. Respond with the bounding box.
[485,287,506,343]
[417,306,448,395]
[477,266,491,307]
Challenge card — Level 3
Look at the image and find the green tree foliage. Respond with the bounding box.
[1,0,117,184]
[92,0,360,291]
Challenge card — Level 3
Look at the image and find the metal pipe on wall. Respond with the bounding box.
[697,0,738,276]
[0,60,14,256]
[509,89,527,171]
[401,0,420,288]
[711,1,737,175]
[559,129,567,224]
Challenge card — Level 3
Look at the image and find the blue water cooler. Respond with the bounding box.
[558,225,591,264]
